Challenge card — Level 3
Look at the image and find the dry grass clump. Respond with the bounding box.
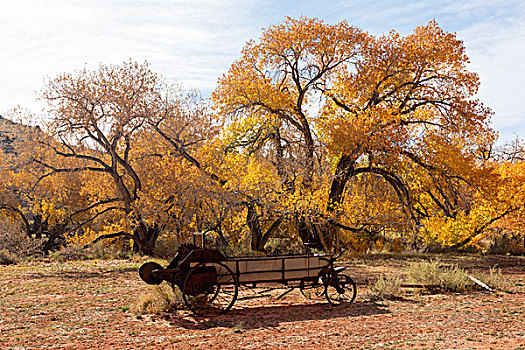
[368,274,402,300]
[473,267,515,293]
[408,260,473,293]
[0,248,18,265]
[49,241,135,262]
[0,220,44,262]
[133,284,183,315]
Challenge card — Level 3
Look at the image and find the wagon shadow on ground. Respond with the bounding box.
[165,301,390,330]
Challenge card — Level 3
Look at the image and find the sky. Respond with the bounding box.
[1,0,524,143]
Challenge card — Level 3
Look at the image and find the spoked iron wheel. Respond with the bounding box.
[182,262,238,317]
[325,273,357,305]
[300,274,328,300]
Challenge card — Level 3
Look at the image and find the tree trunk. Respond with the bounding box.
[246,203,263,251]
[42,223,67,253]
[328,154,356,209]
[132,222,160,255]
[307,154,357,252]
[246,202,283,251]
[31,215,44,239]
[259,218,282,250]
[296,217,325,251]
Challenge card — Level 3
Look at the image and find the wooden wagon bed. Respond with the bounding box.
[139,241,356,316]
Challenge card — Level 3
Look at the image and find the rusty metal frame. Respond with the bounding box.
[139,233,356,316]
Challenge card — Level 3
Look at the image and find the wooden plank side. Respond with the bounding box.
[239,259,282,273]
[284,257,308,270]
[284,257,309,280]
[220,260,283,283]
[239,271,283,283]
[219,255,331,283]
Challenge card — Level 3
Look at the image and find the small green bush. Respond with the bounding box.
[368,274,401,300]
[408,260,474,293]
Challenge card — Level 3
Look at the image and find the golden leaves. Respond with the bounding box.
[3,18,518,253]
[212,17,507,250]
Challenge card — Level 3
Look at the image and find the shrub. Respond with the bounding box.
[153,235,181,258]
[49,245,88,261]
[133,284,183,315]
[49,241,135,261]
[472,267,515,293]
[407,260,474,293]
[488,232,525,255]
[264,235,304,255]
[0,248,18,265]
[83,241,134,260]
[0,219,44,260]
[368,274,401,300]
[384,237,406,253]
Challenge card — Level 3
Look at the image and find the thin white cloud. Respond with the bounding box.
[0,0,524,142]
[457,10,525,142]
[0,0,266,112]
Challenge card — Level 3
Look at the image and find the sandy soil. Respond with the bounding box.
[1,255,524,350]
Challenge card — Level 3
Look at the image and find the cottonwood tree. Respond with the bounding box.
[0,112,74,252]
[214,18,496,252]
[214,17,368,249]
[39,60,193,254]
[432,140,525,251]
[35,60,272,254]
[130,93,238,246]
[146,93,287,251]
[321,21,496,249]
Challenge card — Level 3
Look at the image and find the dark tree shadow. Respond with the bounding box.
[24,267,137,280]
[165,301,390,330]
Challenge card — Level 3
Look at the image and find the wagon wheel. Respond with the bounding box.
[310,283,327,299]
[325,273,357,305]
[182,262,238,317]
[300,276,326,300]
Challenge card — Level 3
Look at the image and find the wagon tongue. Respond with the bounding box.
[139,262,164,285]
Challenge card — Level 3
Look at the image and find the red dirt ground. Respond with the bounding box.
[1,255,524,349]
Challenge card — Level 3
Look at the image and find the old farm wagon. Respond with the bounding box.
[139,233,357,316]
